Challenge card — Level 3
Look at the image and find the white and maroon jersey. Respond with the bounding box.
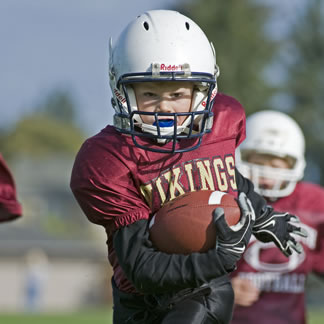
[231,182,324,324]
[0,154,22,222]
[71,92,246,293]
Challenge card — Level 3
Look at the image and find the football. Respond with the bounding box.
[149,190,241,254]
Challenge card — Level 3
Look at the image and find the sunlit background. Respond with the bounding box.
[0,0,323,323]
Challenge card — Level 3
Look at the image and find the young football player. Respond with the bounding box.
[0,153,22,222]
[231,110,324,324]
[70,10,306,323]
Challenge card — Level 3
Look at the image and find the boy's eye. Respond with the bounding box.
[172,92,182,98]
[143,92,156,97]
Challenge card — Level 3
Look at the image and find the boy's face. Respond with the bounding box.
[247,153,291,190]
[133,81,194,125]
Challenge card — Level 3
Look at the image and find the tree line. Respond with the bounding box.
[174,0,324,184]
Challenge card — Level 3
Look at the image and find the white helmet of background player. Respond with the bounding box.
[108,10,219,153]
[237,110,306,199]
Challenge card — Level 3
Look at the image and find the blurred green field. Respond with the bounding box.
[308,308,324,324]
[0,308,323,324]
[0,310,113,324]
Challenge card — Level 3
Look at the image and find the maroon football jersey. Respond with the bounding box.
[231,182,324,324]
[0,154,22,222]
[71,93,246,293]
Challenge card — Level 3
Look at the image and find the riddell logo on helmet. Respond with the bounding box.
[160,64,183,71]
[202,89,217,107]
[114,88,126,104]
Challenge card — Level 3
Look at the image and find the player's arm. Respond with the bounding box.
[235,168,266,216]
[113,192,254,294]
[71,165,233,294]
[0,206,21,223]
[0,154,22,222]
[232,276,260,306]
[71,145,231,293]
[311,217,324,278]
[113,218,228,294]
[235,168,307,257]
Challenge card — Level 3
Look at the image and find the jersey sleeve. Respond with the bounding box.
[296,183,324,275]
[0,154,22,222]
[70,136,151,234]
[311,217,324,274]
[235,168,266,218]
[211,93,246,148]
[231,97,246,148]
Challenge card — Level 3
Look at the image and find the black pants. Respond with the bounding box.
[112,276,234,324]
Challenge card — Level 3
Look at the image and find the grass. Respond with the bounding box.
[0,310,112,324]
[308,308,324,324]
[0,308,323,324]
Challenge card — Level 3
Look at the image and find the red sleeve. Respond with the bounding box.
[70,134,151,234]
[312,223,324,274]
[211,93,246,148]
[291,183,324,275]
[0,154,22,222]
[225,95,246,148]
[236,112,246,148]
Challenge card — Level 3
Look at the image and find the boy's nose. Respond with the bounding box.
[259,176,275,189]
[158,99,173,113]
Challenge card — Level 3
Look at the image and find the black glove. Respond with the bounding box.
[213,192,255,272]
[252,206,308,257]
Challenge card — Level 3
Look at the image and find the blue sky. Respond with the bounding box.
[0,0,179,135]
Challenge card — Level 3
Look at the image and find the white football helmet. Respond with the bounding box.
[237,110,306,199]
[109,10,219,153]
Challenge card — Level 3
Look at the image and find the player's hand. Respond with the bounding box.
[252,206,308,257]
[213,192,255,272]
[232,277,260,306]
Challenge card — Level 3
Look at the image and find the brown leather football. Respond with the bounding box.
[149,190,241,254]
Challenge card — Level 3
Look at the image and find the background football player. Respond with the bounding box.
[231,110,324,324]
[71,10,306,323]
